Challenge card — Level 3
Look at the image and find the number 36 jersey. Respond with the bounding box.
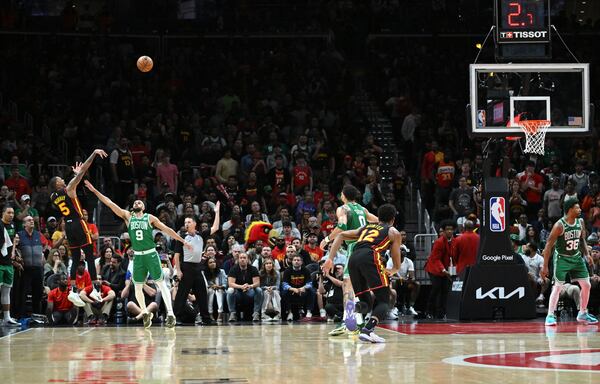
[555,217,583,257]
[50,188,92,248]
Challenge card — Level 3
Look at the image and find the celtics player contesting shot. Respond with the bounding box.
[540,198,597,326]
[84,180,192,328]
[321,185,378,336]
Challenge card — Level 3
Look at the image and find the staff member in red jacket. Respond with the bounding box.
[452,220,479,275]
[424,220,455,319]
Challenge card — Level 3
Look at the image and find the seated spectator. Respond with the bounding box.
[520,242,548,307]
[277,221,300,245]
[96,246,115,278]
[44,249,68,286]
[282,254,314,321]
[245,201,269,226]
[46,273,78,326]
[559,283,582,314]
[226,252,262,322]
[271,235,287,262]
[121,277,159,323]
[4,166,31,201]
[79,282,116,325]
[50,217,67,248]
[316,263,343,321]
[388,248,419,316]
[303,233,324,262]
[100,254,126,296]
[253,245,280,272]
[205,257,227,322]
[291,238,313,267]
[259,257,281,321]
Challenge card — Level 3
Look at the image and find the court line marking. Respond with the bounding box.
[377,326,407,335]
[443,349,600,373]
[0,327,33,341]
[77,328,96,337]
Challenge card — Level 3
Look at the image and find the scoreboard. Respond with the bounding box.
[495,0,551,44]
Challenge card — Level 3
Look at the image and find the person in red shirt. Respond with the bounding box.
[434,154,456,208]
[80,282,116,325]
[303,233,324,262]
[271,236,287,262]
[420,141,443,211]
[4,166,31,201]
[291,155,313,195]
[47,274,78,325]
[424,220,455,319]
[518,160,544,220]
[74,262,92,292]
[82,209,99,256]
[452,220,480,275]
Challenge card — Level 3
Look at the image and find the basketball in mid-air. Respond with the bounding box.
[137,56,153,72]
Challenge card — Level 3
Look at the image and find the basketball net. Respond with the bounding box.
[516,120,551,155]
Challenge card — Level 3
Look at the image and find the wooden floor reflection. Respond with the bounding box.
[0,321,598,383]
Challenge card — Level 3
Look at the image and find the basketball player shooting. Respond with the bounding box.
[540,199,597,326]
[49,149,107,287]
[325,204,402,343]
[84,180,192,328]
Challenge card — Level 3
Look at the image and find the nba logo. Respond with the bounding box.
[477,110,486,128]
[489,197,505,232]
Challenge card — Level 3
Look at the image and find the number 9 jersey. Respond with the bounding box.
[50,188,92,248]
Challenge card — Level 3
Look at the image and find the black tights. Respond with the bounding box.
[356,286,391,324]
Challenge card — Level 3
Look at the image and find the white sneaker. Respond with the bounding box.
[386,310,398,320]
[4,317,20,327]
[89,288,103,302]
[319,309,327,318]
[68,291,85,307]
[408,306,418,316]
[306,311,312,319]
[273,314,281,321]
[359,331,386,343]
[286,312,294,321]
[536,294,544,303]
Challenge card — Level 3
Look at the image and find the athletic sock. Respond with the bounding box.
[156,279,175,316]
[362,317,378,334]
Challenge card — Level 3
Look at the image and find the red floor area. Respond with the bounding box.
[380,321,599,335]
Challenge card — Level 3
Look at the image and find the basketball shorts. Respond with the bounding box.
[132,250,164,283]
[66,218,92,248]
[0,264,14,287]
[553,253,589,283]
[347,248,388,296]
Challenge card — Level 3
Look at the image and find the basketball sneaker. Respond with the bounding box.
[165,314,176,328]
[359,331,385,343]
[344,301,357,331]
[545,314,557,326]
[142,312,154,328]
[329,324,347,336]
[68,290,85,308]
[576,311,598,325]
[3,316,20,327]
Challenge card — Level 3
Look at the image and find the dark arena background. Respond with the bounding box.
[0,1,600,383]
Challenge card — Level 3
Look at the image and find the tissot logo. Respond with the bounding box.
[500,31,548,39]
[475,287,525,300]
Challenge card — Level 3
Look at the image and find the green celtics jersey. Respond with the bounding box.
[128,213,156,252]
[555,217,583,257]
[344,202,367,245]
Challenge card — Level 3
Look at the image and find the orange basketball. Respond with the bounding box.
[137,56,153,72]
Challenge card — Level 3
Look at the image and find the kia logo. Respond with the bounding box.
[475,287,525,300]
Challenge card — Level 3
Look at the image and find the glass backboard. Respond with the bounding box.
[468,63,592,137]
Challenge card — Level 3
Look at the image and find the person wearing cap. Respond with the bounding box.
[303,232,324,262]
[541,199,597,325]
[46,216,58,238]
[15,194,39,231]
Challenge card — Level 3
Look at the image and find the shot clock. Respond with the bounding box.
[495,0,551,44]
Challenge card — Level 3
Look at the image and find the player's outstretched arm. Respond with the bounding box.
[322,228,361,274]
[210,201,221,235]
[83,180,130,221]
[66,149,108,196]
[541,221,562,279]
[148,214,193,251]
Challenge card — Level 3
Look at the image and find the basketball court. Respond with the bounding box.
[1,321,599,383]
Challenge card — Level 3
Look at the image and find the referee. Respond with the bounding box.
[173,202,220,325]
